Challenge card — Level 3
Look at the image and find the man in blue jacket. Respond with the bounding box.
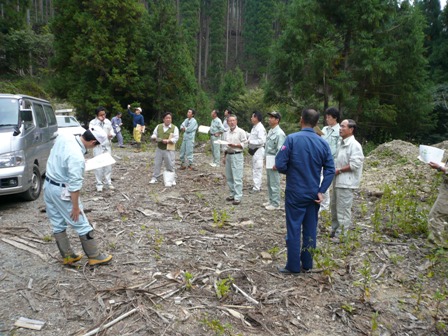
[275,108,335,274]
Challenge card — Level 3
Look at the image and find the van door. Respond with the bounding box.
[43,104,58,141]
[32,102,50,171]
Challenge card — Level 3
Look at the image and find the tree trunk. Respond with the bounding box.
[235,0,238,59]
[225,0,230,70]
[204,15,210,79]
[198,5,202,86]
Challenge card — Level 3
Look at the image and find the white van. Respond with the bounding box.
[0,94,58,201]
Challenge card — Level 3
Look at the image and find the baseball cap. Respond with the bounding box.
[267,111,281,120]
[90,127,108,145]
[135,107,142,112]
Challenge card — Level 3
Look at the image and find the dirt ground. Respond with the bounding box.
[0,139,447,336]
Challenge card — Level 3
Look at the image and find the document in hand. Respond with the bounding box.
[418,145,445,166]
[167,133,176,151]
[198,125,210,134]
[266,155,276,169]
[213,139,230,145]
[85,153,116,171]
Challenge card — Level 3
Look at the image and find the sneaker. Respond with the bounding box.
[232,200,241,205]
[265,204,280,211]
[96,186,103,192]
[249,188,260,194]
[149,178,158,184]
[226,196,234,201]
[172,181,176,186]
[107,185,115,190]
[263,202,270,207]
[209,163,218,167]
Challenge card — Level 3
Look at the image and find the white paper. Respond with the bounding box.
[85,153,116,171]
[198,125,210,134]
[266,155,276,169]
[418,145,445,166]
[214,139,230,145]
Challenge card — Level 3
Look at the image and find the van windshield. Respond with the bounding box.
[0,98,19,127]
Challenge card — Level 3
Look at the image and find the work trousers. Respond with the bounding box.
[266,168,281,207]
[225,153,244,201]
[152,148,175,180]
[93,145,112,188]
[252,148,265,190]
[428,182,448,247]
[44,181,92,235]
[330,187,354,237]
[180,138,194,166]
[133,127,142,143]
[285,192,319,272]
[116,131,123,146]
[210,135,221,165]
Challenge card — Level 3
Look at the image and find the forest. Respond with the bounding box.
[0,0,448,144]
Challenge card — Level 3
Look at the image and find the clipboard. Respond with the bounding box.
[167,133,175,151]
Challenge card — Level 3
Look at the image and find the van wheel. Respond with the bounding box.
[21,165,42,201]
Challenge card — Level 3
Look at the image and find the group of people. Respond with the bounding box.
[43,104,446,271]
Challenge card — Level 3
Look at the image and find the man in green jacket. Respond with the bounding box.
[209,109,225,167]
[179,109,198,170]
[263,111,286,210]
[150,112,179,184]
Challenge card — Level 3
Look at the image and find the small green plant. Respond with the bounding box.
[42,235,52,242]
[389,254,404,265]
[312,246,336,283]
[354,259,372,302]
[371,311,380,335]
[201,314,232,336]
[154,229,164,251]
[196,191,204,200]
[184,271,194,290]
[341,303,355,314]
[212,209,229,228]
[121,215,128,222]
[108,242,117,250]
[267,246,280,257]
[432,288,447,322]
[215,276,234,299]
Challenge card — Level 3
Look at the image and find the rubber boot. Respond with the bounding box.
[54,231,83,265]
[79,232,112,266]
[134,142,141,152]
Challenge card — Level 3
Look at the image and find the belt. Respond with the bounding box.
[45,177,66,187]
[225,151,242,155]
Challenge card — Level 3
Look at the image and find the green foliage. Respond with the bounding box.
[1,27,54,77]
[215,276,233,299]
[267,0,434,143]
[184,271,194,290]
[205,0,226,92]
[371,176,431,239]
[200,314,233,336]
[51,0,149,124]
[215,68,246,112]
[212,208,229,228]
[243,0,275,76]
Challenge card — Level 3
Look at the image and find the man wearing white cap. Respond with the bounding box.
[44,128,112,266]
[127,104,145,150]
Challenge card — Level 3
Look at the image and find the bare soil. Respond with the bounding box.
[0,139,447,336]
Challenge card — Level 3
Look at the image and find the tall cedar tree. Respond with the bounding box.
[144,0,199,123]
[242,0,275,77]
[50,0,148,124]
